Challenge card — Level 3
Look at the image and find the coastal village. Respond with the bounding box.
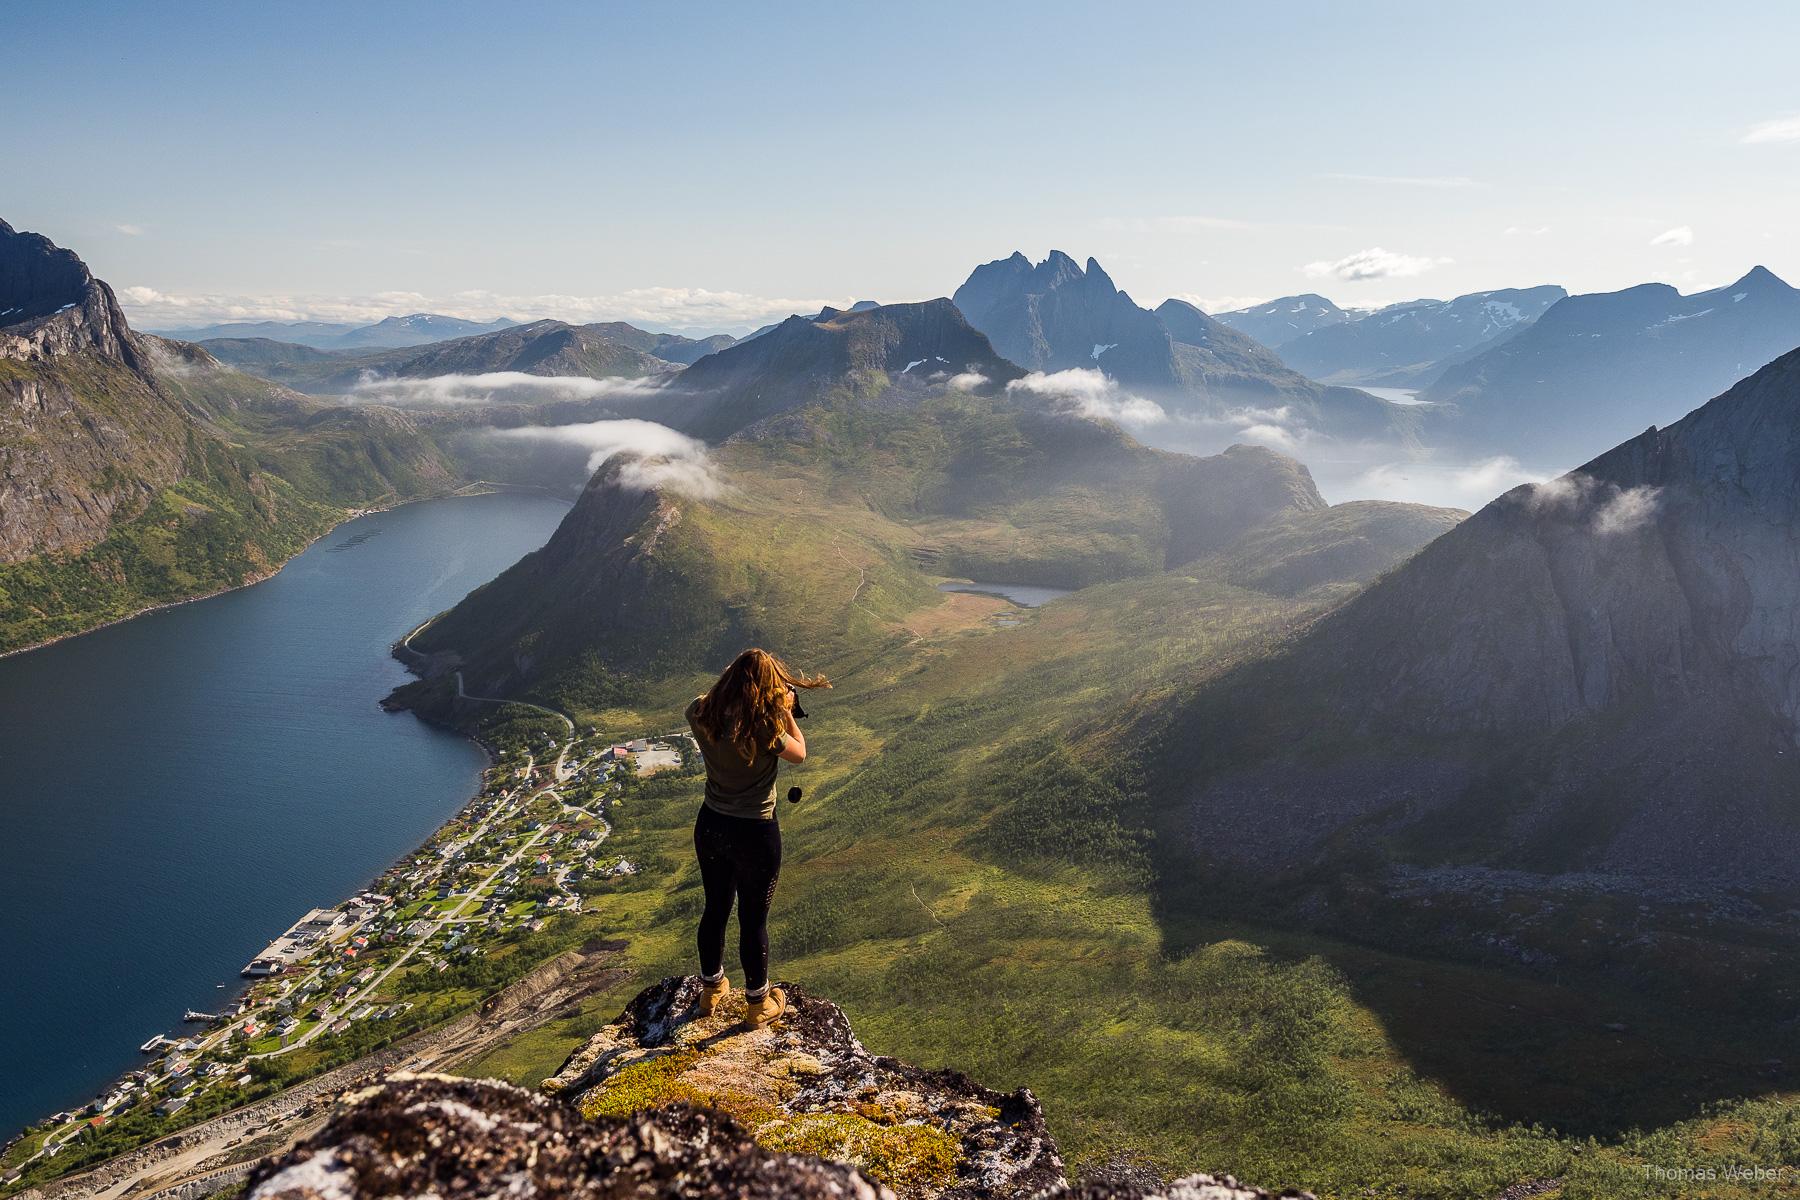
[1,725,696,1187]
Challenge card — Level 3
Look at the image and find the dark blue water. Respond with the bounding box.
[0,492,568,1136]
[936,581,1073,608]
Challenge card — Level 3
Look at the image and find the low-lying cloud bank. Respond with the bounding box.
[485,419,725,500]
[1007,368,1169,424]
[351,372,664,406]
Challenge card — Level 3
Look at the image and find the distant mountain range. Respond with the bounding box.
[1166,344,1800,889]
[953,251,1415,445]
[1422,267,1800,466]
[740,300,879,342]
[1275,285,1566,387]
[1212,294,1352,346]
[660,299,1020,440]
[150,313,519,350]
[201,319,733,395]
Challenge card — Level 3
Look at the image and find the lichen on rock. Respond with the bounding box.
[545,976,1062,1199]
[247,978,1314,1200]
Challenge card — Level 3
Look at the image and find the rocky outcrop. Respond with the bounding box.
[245,980,1309,1200]
[544,976,1063,1200]
[950,252,1415,444]
[0,221,191,562]
[0,218,143,370]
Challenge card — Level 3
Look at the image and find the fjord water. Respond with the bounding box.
[0,492,568,1136]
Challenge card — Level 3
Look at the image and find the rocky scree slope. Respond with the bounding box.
[1166,347,1800,887]
[247,977,1304,1200]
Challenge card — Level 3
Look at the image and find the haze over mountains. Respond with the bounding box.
[1274,285,1567,386]
[1170,345,1800,891]
[150,313,518,349]
[952,251,1414,448]
[1211,294,1352,347]
[1423,266,1800,466]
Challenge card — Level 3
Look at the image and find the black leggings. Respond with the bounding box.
[694,803,782,994]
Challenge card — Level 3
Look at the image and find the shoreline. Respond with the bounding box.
[0,486,575,1158]
[0,483,570,664]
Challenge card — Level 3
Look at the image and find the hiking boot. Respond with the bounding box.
[742,986,787,1030]
[697,975,731,1017]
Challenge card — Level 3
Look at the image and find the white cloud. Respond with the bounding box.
[1006,368,1167,425]
[1592,485,1662,535]
[113,223,145,236]
[945,371,990,391]
[1519,472,1662,535]
[1741,115,1800,145]
[1320,172,1482,188]
[1650,226,1694,247]
[1352,456,1546,510]
[1302,247,1451,282]
[1504,225,1551,236]
[485,419,725,499]
[117,284,851,336]
[349,371,665,406]
[1236,422,1297,450]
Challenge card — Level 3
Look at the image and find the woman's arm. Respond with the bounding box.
[776,705,806,763]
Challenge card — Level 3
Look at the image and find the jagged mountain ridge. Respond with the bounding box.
[1166,347,1800,887]
[1422,267,1800,466]
[1275,285,1566,386]
[951,252,1417,445]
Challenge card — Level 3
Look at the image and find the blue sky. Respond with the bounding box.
[7,0,1800,332]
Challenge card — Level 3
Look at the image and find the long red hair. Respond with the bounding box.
[693,648,830,756]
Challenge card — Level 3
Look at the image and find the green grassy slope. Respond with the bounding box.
[397,383,1800,1197]
[449,560,1800,1199]
[0,344,480,653]
[394,392,1332,714]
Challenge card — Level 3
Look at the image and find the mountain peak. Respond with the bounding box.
[1734,264,1790,291]
[0,217,139,368]
[1083,256,1116,292]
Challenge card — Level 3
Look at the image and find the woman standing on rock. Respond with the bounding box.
[685,648,828,1028]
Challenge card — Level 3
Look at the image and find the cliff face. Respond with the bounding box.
[1171,347,1800,885]
[0,220,190,562]
[247,978,1304,1200]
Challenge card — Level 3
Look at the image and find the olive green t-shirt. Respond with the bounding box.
[686,696,783,820]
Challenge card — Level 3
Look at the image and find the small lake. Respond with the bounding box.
[1359,386,1430,406]
[937,581,1073,608]
[0,491,568,1137]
